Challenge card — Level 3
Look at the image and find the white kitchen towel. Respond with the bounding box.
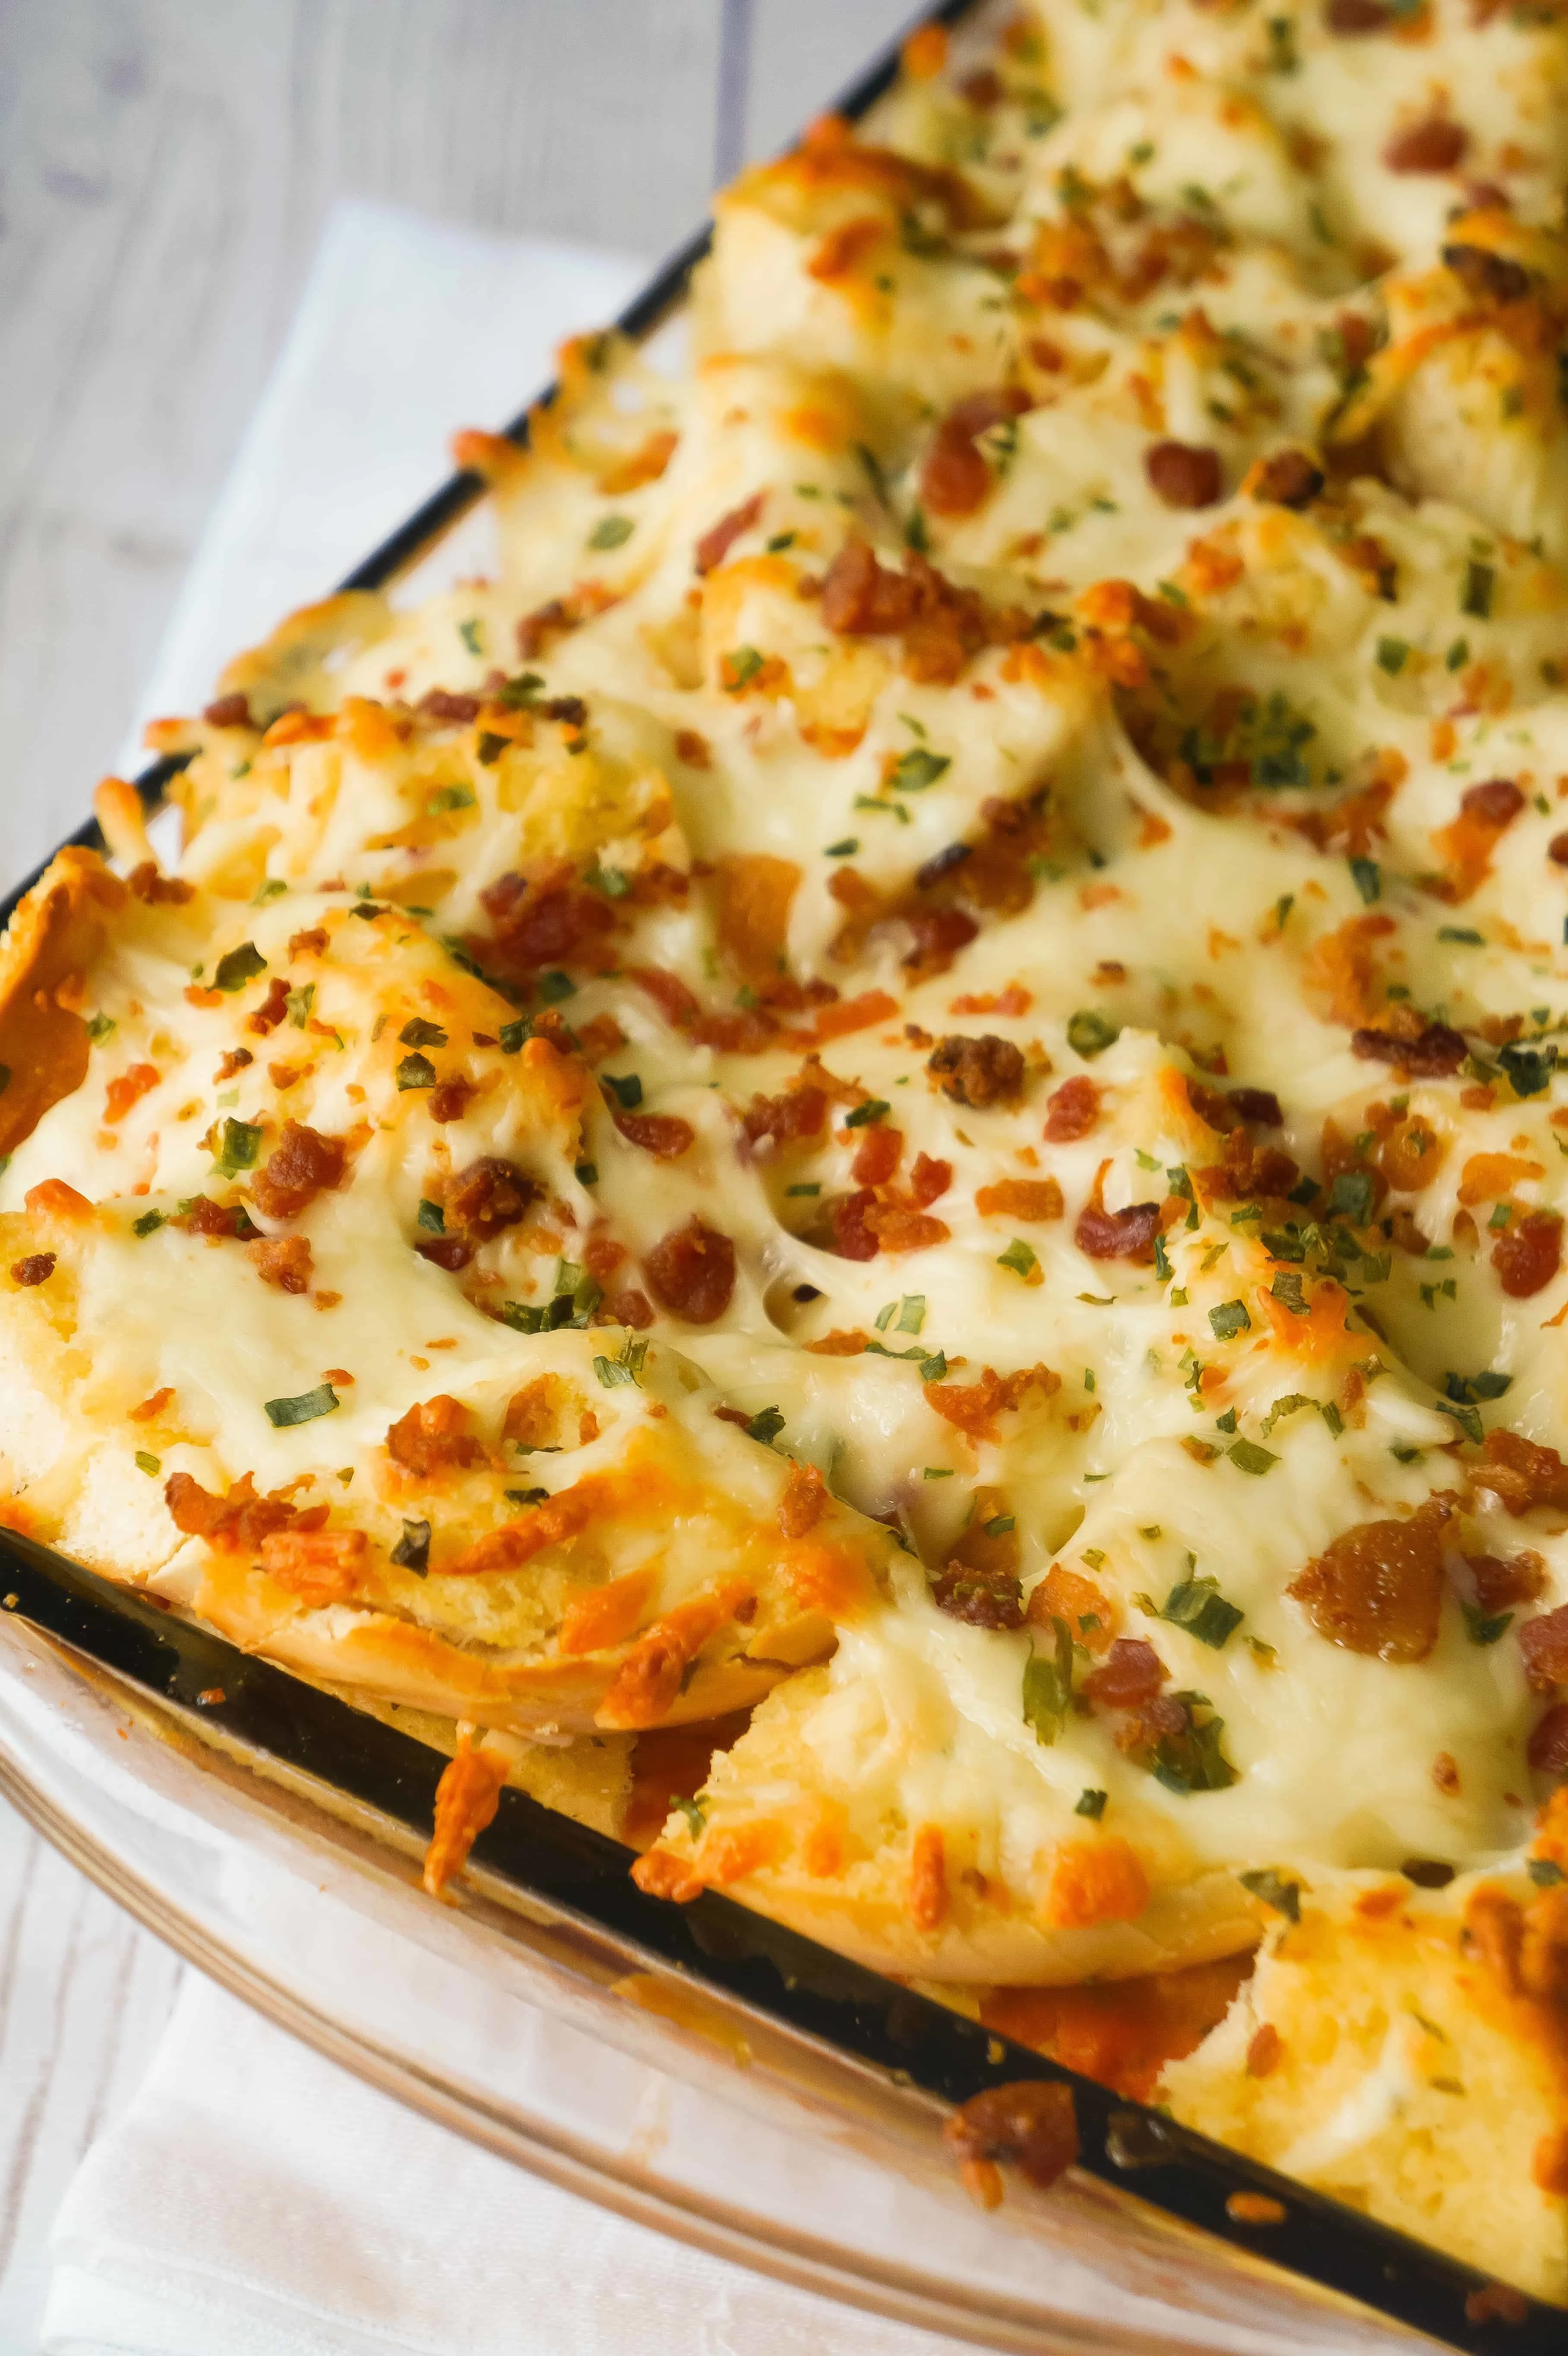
[43,1974,976,2356]
[41,196,980,2356]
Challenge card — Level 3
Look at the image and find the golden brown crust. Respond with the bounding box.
[0,849,126,1161]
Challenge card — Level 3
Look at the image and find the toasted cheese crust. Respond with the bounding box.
[13,0,1568,2301]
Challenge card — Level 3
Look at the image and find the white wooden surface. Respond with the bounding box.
[0,2,914,2344]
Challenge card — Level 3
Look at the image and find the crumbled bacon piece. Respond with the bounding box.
[779,1460,826,1538]
[606,1286,654,1328]
[247,976,291,1036]
[932,1561,1025,1629]
[1075,1164,1161,1262]
[1248,450,1324,510]
[1145,440,1222,510]
[215,1048,253,1082]
[259,1525,367,1603]
[1083,1638,1167,1709]
[850,1121,902,1186]
[418,1235,474,1272]
[1464,1550,1546,1612]
[164,1469,297,1551]
[644,1219,736,1323]
[694,492,764,575]
[909,1152,952,1206]
[1288,1496,1451,1663]
[924,1363,1059,1440]
[9,1254,55,1287]
[250,1122,348,1222]
[478,865,615,972]
[248,1234,313,1294]
[613,1108,695,1160]
[1493,1211,1563,1300]
[829,1189,880,1261]
[386,1395,486,1477]
[203,692,254,728]
[865,1199,950,1253]
[103,1064,159,1124]
[1529,1704,1568,1777]
[927,1033,1025,1108]
[743,1085,827,1149]
[945,2080,1079,2192]
[445,1156,536,1238]
[905,907,980,974]
[288,926,329,960]
[1474,1428,1568,1516]
[418,688,481,723]
[920,388,1030,519]
[1385,117,1468,173]
[1045,1078,1100,1141]
[1520,1606,1568,1693]
[423,1734,509,1897]
[1227,1086,1283,1127]
[1350,1022,1466,1077]
[178,1195,256,1240]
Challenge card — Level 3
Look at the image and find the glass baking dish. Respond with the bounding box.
[0,7,1549,2346]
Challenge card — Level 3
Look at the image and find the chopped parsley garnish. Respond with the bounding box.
[586,861,630,898]
[251,878,287,904]
[594,1353,639,1387]
[286,982,315,1028]
[1075,1788,1108,1819]
[499,1019,531,1054]
[786,1181,821,1197]
[214,1118,263,1175]
[574,1159,598,1187]
[825,838,859,856]
[1349,858,1381,906]
[506,1487,550,1507]
[1067,1010,1119,1059]
[213,941,267,992]
[1375,637,1408,675]
[1326,1169,1374,1223]
[1444,1368,1513,1406]
[984,1513,1016,1538]
[1157,1573,1244,1649]
[1446,636,1470,671]
[1239,1868,1301,1920]
[1460,558,1494,619]
[673,1796,706,1839]
[1208,1300,1250,1340]
[134,1451,160,1477]
[427,783,476,814]
[1178,690,1315,790]
[890,748,951,792]
[923,1466,953,1479]
[602,1071,643,1108]
[458,618,484,655]
[400,1017,448,1048]
[416,1199,445,1233]
[843,1098,889,1128]
[1227,1439,1278,1476]
[85,1012,116,1042]
[1150,1696,1238,1793]
[1461,1600,1513,1646]
[536,970,576,1003]
[722,646,765,691]
[1438,925,1484,946]
[395,1053,437,1090]
[132,1210,166,1238]
[1499,1040,1558,1097]
[1529,1858,1566,1887]
[1436,1398,1484,1446]
[745,1406,785,1444]
[997,1237,1038,1280]
[391,1519,431,1574]
[264,1382,340,1428]
[1022,1615,1074,1746]
[588,513,635,550]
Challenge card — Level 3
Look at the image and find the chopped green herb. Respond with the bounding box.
[891,748,952,792]
[416,1199,446,1234]
[1159,1574,1245,1649]
[499,1018,531,1054]
[1228,1439,1278,1477]
[1375,637,1409,675]
[1461,559,1494,620]
[214,1118,263,1175]
[1239,1868,1301,1921]
[134,1450,161,1477]
[594,1354,639,1388]
[264,1383,340,1429]
[1447,636,1470,672]
[1349,858,1381,906]
[1438,925,1484,946]
[1435,1398,1484,1446]
[746,1406,785,1445]
[844,1098,889,1128]
[1326,1169,1374,1223]
[286,982,314,1028]
[984,1514,1016,1538]
[1067,1009,1119,1059]
[1461,1600,1513,1646]
[391,1519,431,1574]
[1075,1788,1108,1819]
[1444,1368,1513,1406]
[400,1017,448,1048]
[588,514,635,550]
[427,783,476,814]
[923,1466,953,1479]
[396,1053,437,1090]
[997,1237,1039,1280]
[1022,1615,1074,1746]
[132,1209,166,1238]
[896,1295,926,1334]
[1529,1857,1566,1887]
[723,646,765,691]
[251,878,288,905]
[602,1071,644,1109]
[213,941,267,992]
[85,1012,116,1042]
[574,1159,599,1187]
[1208,1300,1251,1340]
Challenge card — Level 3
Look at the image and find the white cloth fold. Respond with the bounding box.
[43,196,981,2356]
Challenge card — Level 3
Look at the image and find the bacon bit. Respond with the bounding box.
[1495,1212,1564,1300]
[572,1013,627,1068]
[24,1180,91,1220]
[644,1218,736,1323]
[1075,1162,1160,1263]
[243,976,290,1039]
[976,1177,1063,1222]
[613,1106,695,1161]
[129,1387,174,1423]
[1530,1705,1568,1777]
[933,1560,1024,1629]
[423,1732,509,1897]
[827,1189,879,1262]
[478,864,616,975]
[127,861,195,905]
[1520,1606,1568,1693]
[288,926,329,960]
[606,1287,654,1328]
[248,1234,313,1294]
[819,541,1027,684]
[558,1566,657,1656]
[805,1328,870,1356]
[1083,1637,1167,1708]
[674,728,711,769]
[694,492,764,576]
[924,1362,1060,1441]
[1385,116,1468,172]
[1247,449,1325,509]
[909,1152,952,1206]
[1045,1078,1099,1141]
[945,2080,1078,2194]
[446,1478,608,1577]
[789,989,900,1048]
[909,1824,949,1929]
[1474,1428,1568,1516]
[386,1395,485,1477]
[428,1077,474,1124]
[920,389,1031,519]
[596,1576,753,1729]
[165,1469,297,1551]
[215,1047,254,1082]
[1288,1496,1452,1662]
[103,1064,159,1124]
[250,1122,348,1222]
[1040,1837,1149,1929]
[1027,1565,1115,1653]
[1466,1550,1546,1612]
[779,1460,826,1539]
[259,1525,368,1603]
[1145,440,1222,509]
[1459,1150,1544,1206]
[926,1032,1025,1108]
[443,1156,536,1240]
[700,1820,787,1886]
[9,1252,55,1287]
